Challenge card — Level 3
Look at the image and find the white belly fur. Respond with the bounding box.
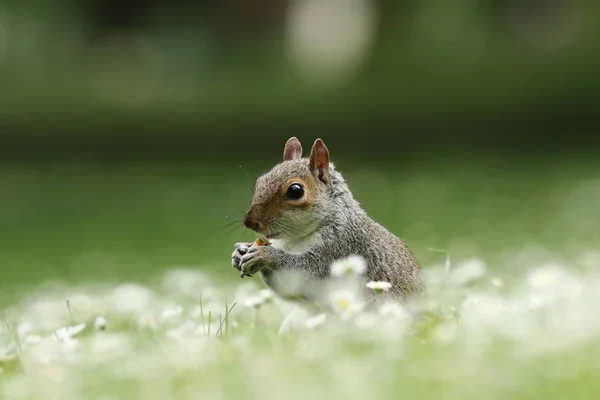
[269,232,322,255]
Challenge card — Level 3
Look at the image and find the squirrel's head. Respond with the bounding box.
[243,137,337,240]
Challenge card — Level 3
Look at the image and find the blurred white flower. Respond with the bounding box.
[22,334,43,345]
[490,278,504,289]
[66,293,94,316]
[4,261,600,397]
[55,323,86,343]
[278,306,311,335]
[196,322,222,338]
[330,289,364,319]
[161,269,214,300]
[526,265,583,307]
[94,316,108,331]
[354,313,378,330]
[189,305,204,321]
[111,284,156,316]
[366,281,392,293]
[578,251,600,270]
[379,302,409,319]
[449,258,487,287]
[433,321,459,344]
[138,314,157,330]
[161,306,184,321]
[21,337,65,368]
[0,349,17,363]
[86,333,132,363]
[166,321,198,341]
[20,299,72,332]
[244,296,265,309]
[304,313,327,330]
[259,289,274,304]
[527,266,564,290]
[461,295,481,310]
[330,255,367,278]
[17,322,35,340]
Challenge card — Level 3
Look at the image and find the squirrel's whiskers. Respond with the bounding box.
[197,212,247,248]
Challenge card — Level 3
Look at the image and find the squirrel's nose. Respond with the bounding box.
[243,213,261,232]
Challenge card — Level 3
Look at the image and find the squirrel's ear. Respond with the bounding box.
[309,139,330,184]
[283,137,303,161]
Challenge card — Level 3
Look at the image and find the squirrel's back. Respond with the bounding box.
[318,158,424,300]
[354,214,425,300]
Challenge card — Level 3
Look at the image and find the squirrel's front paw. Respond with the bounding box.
[240,245,271,277]
[232,242,252,272]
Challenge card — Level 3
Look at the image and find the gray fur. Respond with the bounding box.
[232,157,425,305]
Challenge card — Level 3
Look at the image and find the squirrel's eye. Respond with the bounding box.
[286,184,304,200]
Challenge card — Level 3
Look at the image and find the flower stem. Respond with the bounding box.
[375,292,381,311]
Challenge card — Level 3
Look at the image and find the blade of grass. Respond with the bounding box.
[216,300,237,339]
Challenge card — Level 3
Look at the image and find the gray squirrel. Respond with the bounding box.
[232,137,424,306]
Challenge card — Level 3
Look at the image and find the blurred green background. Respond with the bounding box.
[0,0,598,295]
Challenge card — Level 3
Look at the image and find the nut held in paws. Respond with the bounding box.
[253,238,271,247]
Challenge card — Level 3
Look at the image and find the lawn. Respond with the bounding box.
[1,150,599,399]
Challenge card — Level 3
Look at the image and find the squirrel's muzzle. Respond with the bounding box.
[243,208,263,232]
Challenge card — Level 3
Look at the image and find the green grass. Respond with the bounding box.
[1,258,600,399]
[1,152,600,398]
[1,152,598,287]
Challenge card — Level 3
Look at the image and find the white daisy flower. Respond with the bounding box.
[329,289,364,319]
[366,281,392,293]
[330,255,367,278]
[55,323,86,342]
